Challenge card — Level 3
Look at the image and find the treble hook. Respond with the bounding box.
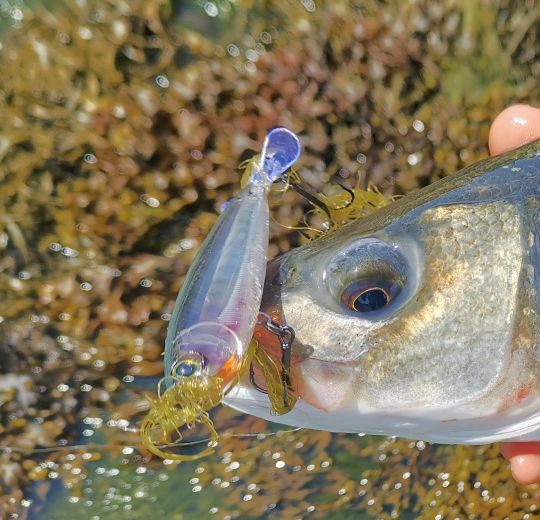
[264,320,295,408]
[252,314,296,409]
[331,178,356,209]
[289,180,334,225]
[249,362,268,395]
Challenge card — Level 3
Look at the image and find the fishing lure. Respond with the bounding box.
[141,128,301,460]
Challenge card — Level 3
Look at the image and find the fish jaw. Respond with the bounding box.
[224,381,540,444]
[235,140,540,439]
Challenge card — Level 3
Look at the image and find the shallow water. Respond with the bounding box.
[1,1,539,518]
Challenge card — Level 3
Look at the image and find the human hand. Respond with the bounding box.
[489,104,540,486]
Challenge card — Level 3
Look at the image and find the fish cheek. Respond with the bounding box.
[296,358,356,411]
[356,202,523,414]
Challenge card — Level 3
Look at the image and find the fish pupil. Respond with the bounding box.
[352,287,389,312]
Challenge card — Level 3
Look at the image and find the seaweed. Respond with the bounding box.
[0,0,539,518]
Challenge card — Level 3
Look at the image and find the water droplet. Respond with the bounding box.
[227,44,240,57]
[413,120,425,132]
[407,152,422,166]
[141,194,160,207]
[78,26,93,40]
[300,0,316,12]
[244,61,256,74]
[260,31,272,44]
[246,49,258,62]
[204,2,218,17]
[155,75,170,88]
[61,247,79,257]
[112,105,126,118]
[58,32,71,44]
[356,153,367,164]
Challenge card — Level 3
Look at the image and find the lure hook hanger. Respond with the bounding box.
[251,313,296,410]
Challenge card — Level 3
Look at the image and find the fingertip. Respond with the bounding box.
[488,104,540,156]
[509,454,540,486]
[501,442,540,485]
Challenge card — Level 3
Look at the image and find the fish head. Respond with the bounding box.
[225,140,540,443]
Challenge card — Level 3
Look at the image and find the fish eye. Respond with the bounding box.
[171,352,207,378]
[341,279,400,313]
[323,237,420,318]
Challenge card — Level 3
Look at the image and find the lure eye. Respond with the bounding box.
[171,352,207,378]
[341,279,400,313]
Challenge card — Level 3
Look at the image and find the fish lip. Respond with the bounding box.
[257,254,316,359]
[252,255,317,402]
[254,255,289,354]
[257,255,289,327]
[250,256,289,392]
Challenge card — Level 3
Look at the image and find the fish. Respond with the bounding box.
[140,128,301,459]
[224,139,540,445]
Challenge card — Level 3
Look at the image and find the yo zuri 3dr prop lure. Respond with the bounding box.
[141,128,301,461]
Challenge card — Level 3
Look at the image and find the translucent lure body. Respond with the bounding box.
[163,128,301,385]
[141,128,300,460]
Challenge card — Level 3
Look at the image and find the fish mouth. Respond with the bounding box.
[252,256,356,412]
[253,256,288,349]
[254,255,303,362]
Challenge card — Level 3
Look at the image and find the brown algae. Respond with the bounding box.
[140,375,223,461]
[0,0,539,518]
[140,336,297,461]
